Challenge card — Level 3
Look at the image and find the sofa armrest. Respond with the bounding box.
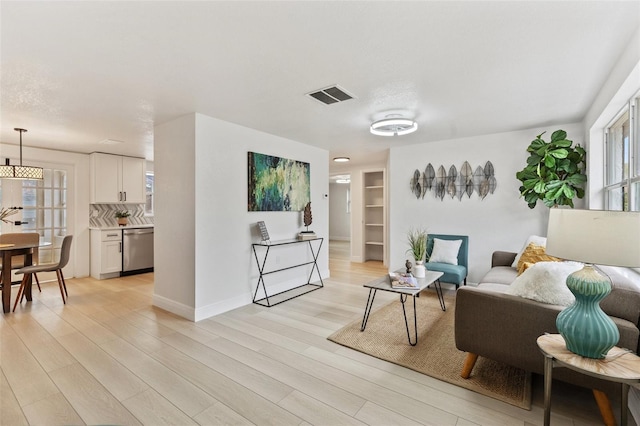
[455,286,640,393]
[491,251,517,268]
[455,287,561,373]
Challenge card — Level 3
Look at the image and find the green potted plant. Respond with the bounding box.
[516,130,587,209]
[115,210,131,226]
[407,228,428,277]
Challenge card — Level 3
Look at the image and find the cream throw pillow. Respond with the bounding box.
[506,261,583,306]
[511,235,547,268]
[428,238,462,265]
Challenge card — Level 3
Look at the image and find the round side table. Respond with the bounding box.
[537,333,640,426]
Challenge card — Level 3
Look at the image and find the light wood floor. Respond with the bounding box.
[0,241,622,425]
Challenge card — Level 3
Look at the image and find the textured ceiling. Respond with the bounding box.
[1,1,638,170]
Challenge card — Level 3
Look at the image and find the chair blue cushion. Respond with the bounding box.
[426,234,469,287]
[426,262,467,285]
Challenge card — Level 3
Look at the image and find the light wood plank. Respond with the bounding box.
[158,333,294,404]
[20,391,85,426]
[47,363,142,425]
[149,344,302,426]
[56,332,149,401]
[0,323,60,406]
[99,337,217,417]
[355,401,425,426]
[0,369,28,426]
[202,336,367,416]
[278,390,368,426]
[122,389,198,425]
[193,401,256,426]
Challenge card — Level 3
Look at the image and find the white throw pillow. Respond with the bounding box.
[511,235,547,268]
[506,261,583,306]
[428,238,462,265]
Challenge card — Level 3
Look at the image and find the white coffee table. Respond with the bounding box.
[360,270,445,346]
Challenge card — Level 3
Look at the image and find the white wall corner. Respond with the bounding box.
[152,294,196,322]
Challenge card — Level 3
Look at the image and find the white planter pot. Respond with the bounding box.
[413,261,426,278]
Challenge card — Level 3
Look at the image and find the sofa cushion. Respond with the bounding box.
[599,265,640,326]
[429,238,462,265]
[517,243,561,275]
[506,261,582,306]
[512,235,547,267]
[479,265,518,285]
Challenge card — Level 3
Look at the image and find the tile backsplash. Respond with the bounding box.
[90,204,154,227]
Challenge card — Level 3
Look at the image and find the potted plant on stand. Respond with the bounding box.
[115,210,131,226]
[407,228,428,278]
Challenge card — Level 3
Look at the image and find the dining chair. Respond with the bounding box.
[0,232,41,291]
[13,235,72,312]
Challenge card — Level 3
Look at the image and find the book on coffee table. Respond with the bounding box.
[389,272,418,288]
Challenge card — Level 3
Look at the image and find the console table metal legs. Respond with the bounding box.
[252,238,324,307]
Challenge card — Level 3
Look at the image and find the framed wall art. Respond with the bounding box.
[248,152,310,211]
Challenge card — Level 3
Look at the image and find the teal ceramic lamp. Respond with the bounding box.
[546,209,640,359]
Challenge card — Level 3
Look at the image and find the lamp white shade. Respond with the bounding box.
[546,208,640,268]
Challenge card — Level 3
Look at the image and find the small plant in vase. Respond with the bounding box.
[115,210,131,226]
[407,228,428,278]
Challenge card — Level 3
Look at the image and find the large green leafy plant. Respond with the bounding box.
[516,130,587,209]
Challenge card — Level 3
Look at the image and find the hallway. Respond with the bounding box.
[328,240,387,285]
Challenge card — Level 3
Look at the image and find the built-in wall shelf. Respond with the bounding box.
[363,170,386,263]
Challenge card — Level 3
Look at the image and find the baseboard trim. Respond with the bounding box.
[152,294,195,321]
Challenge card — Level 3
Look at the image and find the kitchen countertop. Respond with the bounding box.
[89,224,154,231]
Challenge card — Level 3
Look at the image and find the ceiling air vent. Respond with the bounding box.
[306,85,355,105]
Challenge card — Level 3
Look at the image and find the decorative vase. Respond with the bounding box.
[413,260,426,278]
[117,217,128,226]
[556,264,619,359]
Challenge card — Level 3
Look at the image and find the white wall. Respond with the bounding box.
[388,123,583,284]
[153,114,197,312]
[329,182,350,241]
[154,113,329,321]
[0,143,90,278]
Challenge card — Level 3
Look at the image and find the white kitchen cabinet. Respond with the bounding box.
[90,153,146,204]
[90,229,122,279]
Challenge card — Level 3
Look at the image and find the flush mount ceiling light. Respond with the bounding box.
[333,157,350,162]
[0,128,43,180]
[370,115,418,136]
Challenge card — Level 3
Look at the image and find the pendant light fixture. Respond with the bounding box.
[370,115,418,136]
[0,128,43,180]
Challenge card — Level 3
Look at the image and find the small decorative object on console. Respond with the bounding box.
[298,202,317,240]
[257,221,270,243]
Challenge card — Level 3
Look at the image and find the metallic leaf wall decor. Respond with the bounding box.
[410,161,497,201]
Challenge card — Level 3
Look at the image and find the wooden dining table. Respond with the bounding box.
[0,242,39,314]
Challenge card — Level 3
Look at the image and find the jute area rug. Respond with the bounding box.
[328,291,532,409]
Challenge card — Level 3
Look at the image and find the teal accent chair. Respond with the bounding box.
[426,234,468,288]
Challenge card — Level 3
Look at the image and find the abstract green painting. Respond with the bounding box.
[248,152,310,211]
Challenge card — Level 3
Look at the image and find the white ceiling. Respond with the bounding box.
[1,1,638,170]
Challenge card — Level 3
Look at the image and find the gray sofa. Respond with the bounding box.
[455,251,640,420]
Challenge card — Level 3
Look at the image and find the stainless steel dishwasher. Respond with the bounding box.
[122,227,154,275]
